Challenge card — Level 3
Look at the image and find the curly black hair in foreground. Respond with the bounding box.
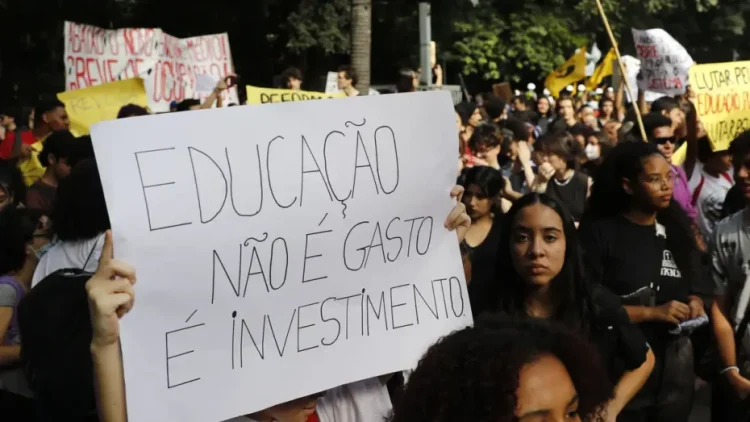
[390,316,614,422]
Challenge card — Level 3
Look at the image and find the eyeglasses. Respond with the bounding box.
[651,136,676,146]
[646,172,676,189]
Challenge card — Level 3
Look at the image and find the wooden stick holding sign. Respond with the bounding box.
[594,0,648,142]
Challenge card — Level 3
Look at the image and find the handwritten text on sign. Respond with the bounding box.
[632,28,692,96]
[690,61,750,151]
[90,91,471,422]
[64,21,239,112]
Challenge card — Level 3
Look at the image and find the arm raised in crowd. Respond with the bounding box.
[88,231,134,422]
[199,74,236,110]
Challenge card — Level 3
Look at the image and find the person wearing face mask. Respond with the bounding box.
[390,316,616,422]
[32,159,110,287]
[0,207,50,416]
[469,193,654,421]
[579,142,712,422]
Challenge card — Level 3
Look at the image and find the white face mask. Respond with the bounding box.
[585,143,600,160]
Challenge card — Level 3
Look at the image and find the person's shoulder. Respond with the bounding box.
[714,209,746,237]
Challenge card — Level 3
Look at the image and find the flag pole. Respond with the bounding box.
[594,0,648,141]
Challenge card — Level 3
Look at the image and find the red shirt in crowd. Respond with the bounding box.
[0,130,37,159]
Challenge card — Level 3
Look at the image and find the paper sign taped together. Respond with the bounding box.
[631,28,692,96]
[90,91,472,422]
[63,21,239,112]
[246,85,345,105]
[57,78,149,135]
[690,61,750,151]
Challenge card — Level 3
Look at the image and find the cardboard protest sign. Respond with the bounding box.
[690,61,750,151]
[63,21,239,113]
[90,91,472,422]
[246,85,345,105]
[631,29,692,96]
[57,78,148,135]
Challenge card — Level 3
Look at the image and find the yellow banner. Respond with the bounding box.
[245,85,345,105]
[690,61,750,151]
[57,78,149,136]
[545,47,587,98]
[586,48,616,91]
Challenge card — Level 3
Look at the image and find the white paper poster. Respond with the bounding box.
[631,28,693,96]
[64,21,239,112]
[91,91,472,422]
[616,56,664,103]
[325,71,340,94]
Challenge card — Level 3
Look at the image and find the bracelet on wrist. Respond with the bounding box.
[721,365,740,375]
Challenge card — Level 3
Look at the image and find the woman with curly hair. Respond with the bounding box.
[391,316,615,422]
[470,193,654,420]
[579,141,713,422]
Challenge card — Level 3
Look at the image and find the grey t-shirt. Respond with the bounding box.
[0,284,18,344]
[711,209,750,353]
[0,281,30,397]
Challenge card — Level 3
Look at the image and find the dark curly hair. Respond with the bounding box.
[470,193,595,330]
[51,159,110,241]
[468,123,502,154]
[582,141,698,290]
[390,315,614,422]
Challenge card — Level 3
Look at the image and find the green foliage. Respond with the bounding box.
[451,0,746,84]
[453,2,587,83]
[284,0,350,54]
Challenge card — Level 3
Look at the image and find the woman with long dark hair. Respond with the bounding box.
[391,316,615,422]
[459,166,504,287]
[470,193,654,420]
[579,141,712,422]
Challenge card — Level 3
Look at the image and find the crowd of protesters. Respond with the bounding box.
[1,60,750,422]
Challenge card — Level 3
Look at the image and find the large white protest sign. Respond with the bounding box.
[64,21,239,112]
[631,28,693,96]
[91,91,472,422]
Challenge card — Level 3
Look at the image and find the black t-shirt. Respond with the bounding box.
[580,216,701,408]
[722,183,746,219]
[464,214,504,309]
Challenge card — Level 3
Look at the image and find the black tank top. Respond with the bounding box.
[546,171,588,222]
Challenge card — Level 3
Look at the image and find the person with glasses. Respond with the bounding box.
[643,112,697,221]
[579,142,712,422]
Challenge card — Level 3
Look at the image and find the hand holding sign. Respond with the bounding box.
[87,231,137,348]
[446,186,470,243]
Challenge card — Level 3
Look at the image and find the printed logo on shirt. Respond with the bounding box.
[661,250,682,278]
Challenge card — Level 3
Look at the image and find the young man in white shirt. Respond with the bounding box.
[709,130,750,420]
[691,136,734,240]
